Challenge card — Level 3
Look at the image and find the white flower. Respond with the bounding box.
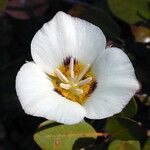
[16,11,139,124]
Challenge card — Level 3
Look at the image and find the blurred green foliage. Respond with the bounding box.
[108,140,141,150]
[117,98,137,118]
[107,0,150,24]
[105,117,146,141]
[143,138,150,150]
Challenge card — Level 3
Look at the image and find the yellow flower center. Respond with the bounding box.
[49,57,96,105]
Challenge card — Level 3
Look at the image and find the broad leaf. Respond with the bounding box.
[143,138,150,150]
[34,121,97,150]
[105,117,147,140]
[117,98,137,118]
[108,140,141,150]
[107,0,150,24]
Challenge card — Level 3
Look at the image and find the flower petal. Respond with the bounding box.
[31,11,106,74]
[16,62,86,124]
[84,47,139,119]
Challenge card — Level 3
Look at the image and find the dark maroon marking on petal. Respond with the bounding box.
[63,56,71,66]
[63,56,77,66]
[91,81,97,92]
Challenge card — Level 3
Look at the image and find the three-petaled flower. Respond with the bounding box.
[16,12,139,124]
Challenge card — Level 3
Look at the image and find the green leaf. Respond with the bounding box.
[0,0,8,11]
[105,117,147,141]
[108,140,141,150]
[143,138,150,150]
[107,0,150,24]
[117,98,137,118]
[34,121,97,150]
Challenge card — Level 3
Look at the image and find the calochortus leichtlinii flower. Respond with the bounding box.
[16,11,139,124]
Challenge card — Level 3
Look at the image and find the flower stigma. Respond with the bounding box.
[50,57,97,105]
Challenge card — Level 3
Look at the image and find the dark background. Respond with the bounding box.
[0,0,150,149]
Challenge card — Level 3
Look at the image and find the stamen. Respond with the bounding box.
[77,64,90,81]
[78,77,92,86]
[51,58,96,104]
[70,57,74,79]
[55,69,68,83]
[75,88,83,95]
[60,83,71,90]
